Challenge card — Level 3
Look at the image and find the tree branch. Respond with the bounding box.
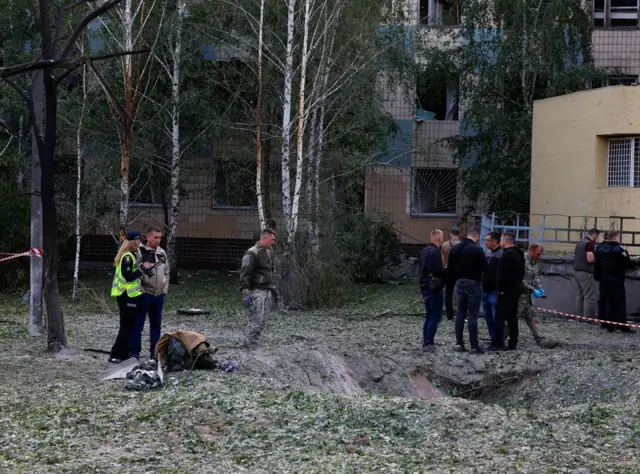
[88,60,135,123]
[54,49,150,86]
[59,0,124,62]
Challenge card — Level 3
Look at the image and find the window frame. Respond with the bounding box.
[410,167,459,217]
[607,136,640,188]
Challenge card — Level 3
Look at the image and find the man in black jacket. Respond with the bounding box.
[489,232,525,351]
[482,231,503,344]
[594,230,635,333]
[418,229,445,353]
[448,228,488,354]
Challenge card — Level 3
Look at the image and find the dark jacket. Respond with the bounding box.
[239,242,275,292]
[419,243,445,290]
[121,253,142,283]
[482,247,503,293]
[497,246,525,293]
[594,241,632,283]
[448,238,487,283]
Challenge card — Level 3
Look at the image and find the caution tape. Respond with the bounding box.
[535,306,640,330]
[0,248,44,264]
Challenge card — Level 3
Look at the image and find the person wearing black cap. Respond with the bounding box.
[108,229,153,363]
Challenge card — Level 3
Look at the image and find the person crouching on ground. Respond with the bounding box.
[418,229,446,353]
[240,228,277,347]
[109,229,153,363]
[129,225,170,360]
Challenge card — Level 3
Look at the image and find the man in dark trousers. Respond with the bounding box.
[418,229,445,353]
[574,228,599,319]
[448,227,488,354]
[594,230,635,333]
[482,231,503,344]
[489,232,525,351]
[441,227,461,321]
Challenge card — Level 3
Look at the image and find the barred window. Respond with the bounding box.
[411,167,458,216]
[607,137,640,188]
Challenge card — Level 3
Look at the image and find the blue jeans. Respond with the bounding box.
[129,293,165,358]
[482,290,499,341]
[455,279,482,347]
[421,288,444,346]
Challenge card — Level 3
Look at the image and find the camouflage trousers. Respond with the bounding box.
[518,296,555,347]
[244,289,273,344]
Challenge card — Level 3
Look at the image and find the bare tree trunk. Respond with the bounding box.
[72,62,88,303]
[119,0,134,236]
[306,107,318,241]
[39,0,67,352]
[29,51,43,337]
[290,0,313,240]
[280,0,296,242]
[312,102,324,255]
[255,0,266,229]
[167,0,184,284]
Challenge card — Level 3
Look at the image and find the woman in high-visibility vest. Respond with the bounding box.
[108,229,153,363]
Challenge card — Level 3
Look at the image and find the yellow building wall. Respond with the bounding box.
[530,86,640,253]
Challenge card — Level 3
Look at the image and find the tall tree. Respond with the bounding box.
[0,0,147,352]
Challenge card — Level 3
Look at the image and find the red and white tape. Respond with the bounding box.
[536,306,640,330]
[0,248,44,264]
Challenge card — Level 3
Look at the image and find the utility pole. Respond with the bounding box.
[30,50,43,337]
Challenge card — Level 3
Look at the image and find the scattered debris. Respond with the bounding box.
[98,357,139,381]
[177,308,213,315]
[124,359,163,390]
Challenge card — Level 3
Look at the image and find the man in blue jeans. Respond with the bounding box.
[418,229,445,353]
[130,226,170,360]
[482,231,504,344]
[448,228,488,354]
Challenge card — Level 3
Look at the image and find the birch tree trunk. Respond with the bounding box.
[290,0,313,240]
[72,62,88,303]
[166,0,184,283]
[255,0,266,229]
[119,0,134,235]
[280,0,296,242]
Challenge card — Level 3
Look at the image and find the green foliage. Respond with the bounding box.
[0,156,30,291]
[416,0,611,214]
[337,213,402,283]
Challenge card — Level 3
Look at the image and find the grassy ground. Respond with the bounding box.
[1,271,639,473]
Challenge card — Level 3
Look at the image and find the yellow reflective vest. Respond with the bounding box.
[111,251,143,298]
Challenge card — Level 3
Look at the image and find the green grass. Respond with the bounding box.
[1,272,640,472]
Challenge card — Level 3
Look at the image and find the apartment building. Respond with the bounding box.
[365,0,640,250]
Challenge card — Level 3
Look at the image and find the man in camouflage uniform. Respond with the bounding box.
[239,228,277,347]
[520,243,559,349]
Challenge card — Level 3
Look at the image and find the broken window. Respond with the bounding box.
[594,0,639,28]
[607,137,640,188]
[416,70,459,121]
[418,0,461,26]
[212,158,256,208]
[594,0,606,27]
[411,168,458,216]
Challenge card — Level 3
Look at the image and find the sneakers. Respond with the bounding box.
[471,346,486,355]
[619,327,636,334]
[108,357,122,364]
[453,344,466,352]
